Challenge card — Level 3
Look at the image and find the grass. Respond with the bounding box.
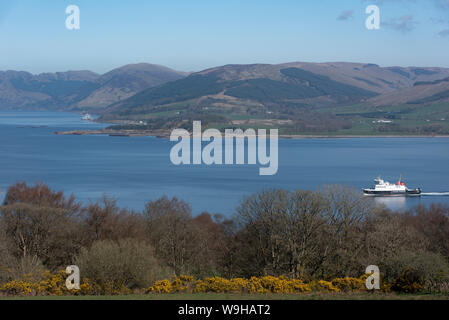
[215,101,449,136]
[2,293,449,300]
[319,102,449,128]
[106,99,449,136]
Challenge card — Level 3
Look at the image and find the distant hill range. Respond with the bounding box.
[101,62,449,119]
[0,63,187,111]
[2,62,449,118]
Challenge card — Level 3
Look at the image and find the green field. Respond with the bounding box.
[105,97,449,136]
[317,102,449,135]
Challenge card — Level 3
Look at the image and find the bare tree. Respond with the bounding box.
[143,196,195,275]
[0,183,83,269]
[235,189,290,276]
[81,196,146,245]
[316,185,377,278]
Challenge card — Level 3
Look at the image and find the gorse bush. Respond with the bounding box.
[0,271,444,297]
[390,268,423,294]
[331,276,367,292]
[310,280,340,293]
[0,272,317,296]
[0,270,95,296]
[146,275,335,294]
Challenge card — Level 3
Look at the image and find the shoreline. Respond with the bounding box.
[53,129,449,139]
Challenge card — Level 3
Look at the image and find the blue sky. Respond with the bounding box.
[1,0,449,74]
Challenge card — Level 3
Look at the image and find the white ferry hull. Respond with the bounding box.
[362,188,421,196]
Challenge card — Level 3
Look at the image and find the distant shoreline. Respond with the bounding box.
[53,129,449,139]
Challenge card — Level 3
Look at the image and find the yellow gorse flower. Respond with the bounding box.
[0,272,379,296]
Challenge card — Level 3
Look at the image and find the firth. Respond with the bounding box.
[169,121,278,175]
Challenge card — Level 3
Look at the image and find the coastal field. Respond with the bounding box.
[61,100,449,138]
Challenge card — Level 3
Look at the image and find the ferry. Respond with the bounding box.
[363,176,421,196]
[81,113,93,121]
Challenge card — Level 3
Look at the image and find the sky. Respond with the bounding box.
[1,0,449,74]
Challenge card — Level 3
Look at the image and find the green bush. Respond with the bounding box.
[74,239,170,290]
[382,251,449,293]
[383,251,449,283]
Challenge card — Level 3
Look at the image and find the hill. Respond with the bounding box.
[281,62,449,94]
[72,63,187,110]
[368,77,449,106]
[0,63,186,110]
[100,62,449,120]
[98,62,449,135]
[0,70,99,110]
[102,63,385,119]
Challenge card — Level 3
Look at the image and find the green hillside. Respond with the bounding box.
[102,66,378,123]
[99,64,449,136]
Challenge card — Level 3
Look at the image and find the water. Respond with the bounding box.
[1,111,449,216]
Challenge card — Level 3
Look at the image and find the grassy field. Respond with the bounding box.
[318,102,449,135]
[104,99,449,136]
[1,293,449,300]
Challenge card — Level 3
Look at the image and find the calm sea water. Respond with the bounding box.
[1,111,449,216]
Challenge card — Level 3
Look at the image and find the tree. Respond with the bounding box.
[189,212,228,278]
[0,183,83,269]
[234,189,290,276]
[233,186,380,279]
[316,185,377,278]
[143,196,195,275]
[3,182,80,212]
[403,204,449,258]
[80,196,146,245]
[234,189,329,278]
